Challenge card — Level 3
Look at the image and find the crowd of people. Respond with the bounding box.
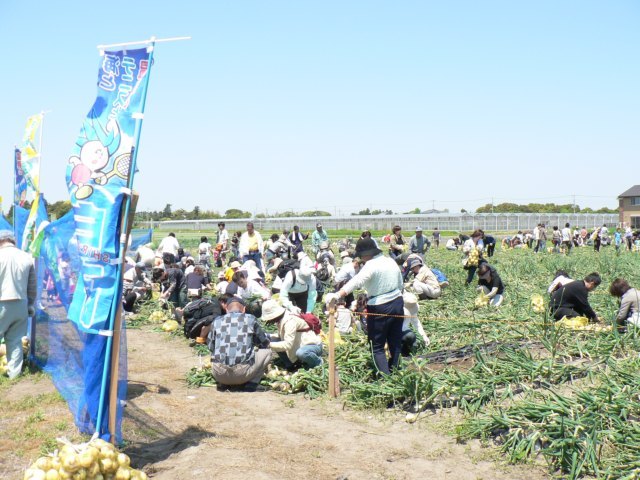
[497,223,640,254]
[2,218,637,387]
[111,220,636,393]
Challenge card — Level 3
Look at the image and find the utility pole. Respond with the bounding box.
[572,194,576,214]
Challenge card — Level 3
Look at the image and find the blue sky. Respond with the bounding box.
[1,1,638,215]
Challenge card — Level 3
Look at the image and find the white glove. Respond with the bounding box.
[324,293,339,306]
[288,306,302,315]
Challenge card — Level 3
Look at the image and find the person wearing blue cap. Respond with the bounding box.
[0,231,37,379]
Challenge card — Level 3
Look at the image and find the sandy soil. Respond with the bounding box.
[120,327,549,480]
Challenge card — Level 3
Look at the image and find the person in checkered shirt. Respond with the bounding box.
[207,297,271,391]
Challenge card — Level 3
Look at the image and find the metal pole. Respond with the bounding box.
[97,36,191,50]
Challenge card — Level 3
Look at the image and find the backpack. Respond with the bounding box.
[182,297,221,320]
[277,258,300,280]
[184,314,216,339]
[295,313,322,335]
[315,262,330,282]
[431,268,448,284]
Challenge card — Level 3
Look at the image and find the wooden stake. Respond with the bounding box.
[327,297,338,398]
[108,192,138,442]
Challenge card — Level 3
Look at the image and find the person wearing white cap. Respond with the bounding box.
[409,227,430,256]
[262,299,323,369]
[215,271,229,295]
[0,231,36,379]
[401,292,430,356]
[279,262,317,314]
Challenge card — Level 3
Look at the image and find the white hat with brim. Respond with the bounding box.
[261,300,286,322]
[403,292,419,316]
[268,258,283,273]
[403,291,418,306]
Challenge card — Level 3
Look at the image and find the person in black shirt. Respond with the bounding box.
[160,264,186,308]
[477,262,505,307]
[483,234,497,257]
[550,273,601,321]
[185,265,210,299]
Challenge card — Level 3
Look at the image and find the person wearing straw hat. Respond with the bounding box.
[224,259,242,282]
[262,299,323,370]
[0,230,37,379]
[337,238,404,375]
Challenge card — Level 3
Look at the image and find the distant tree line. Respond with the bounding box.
[3,200,73,222]
[474,202,618,214]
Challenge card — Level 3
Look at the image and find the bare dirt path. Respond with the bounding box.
[122,327,548,480]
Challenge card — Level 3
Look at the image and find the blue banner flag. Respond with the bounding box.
[66,48,150,333]
[127,228,153,257]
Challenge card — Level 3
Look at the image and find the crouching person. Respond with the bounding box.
[261,299,323,370]
[207,297,271,392]
[477,262,505,307]
[408,258,442,300]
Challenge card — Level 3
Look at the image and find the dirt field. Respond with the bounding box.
[2,325,551,480]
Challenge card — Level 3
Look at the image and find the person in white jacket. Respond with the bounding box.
[239,222,265,271]
[0,231,36,379]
